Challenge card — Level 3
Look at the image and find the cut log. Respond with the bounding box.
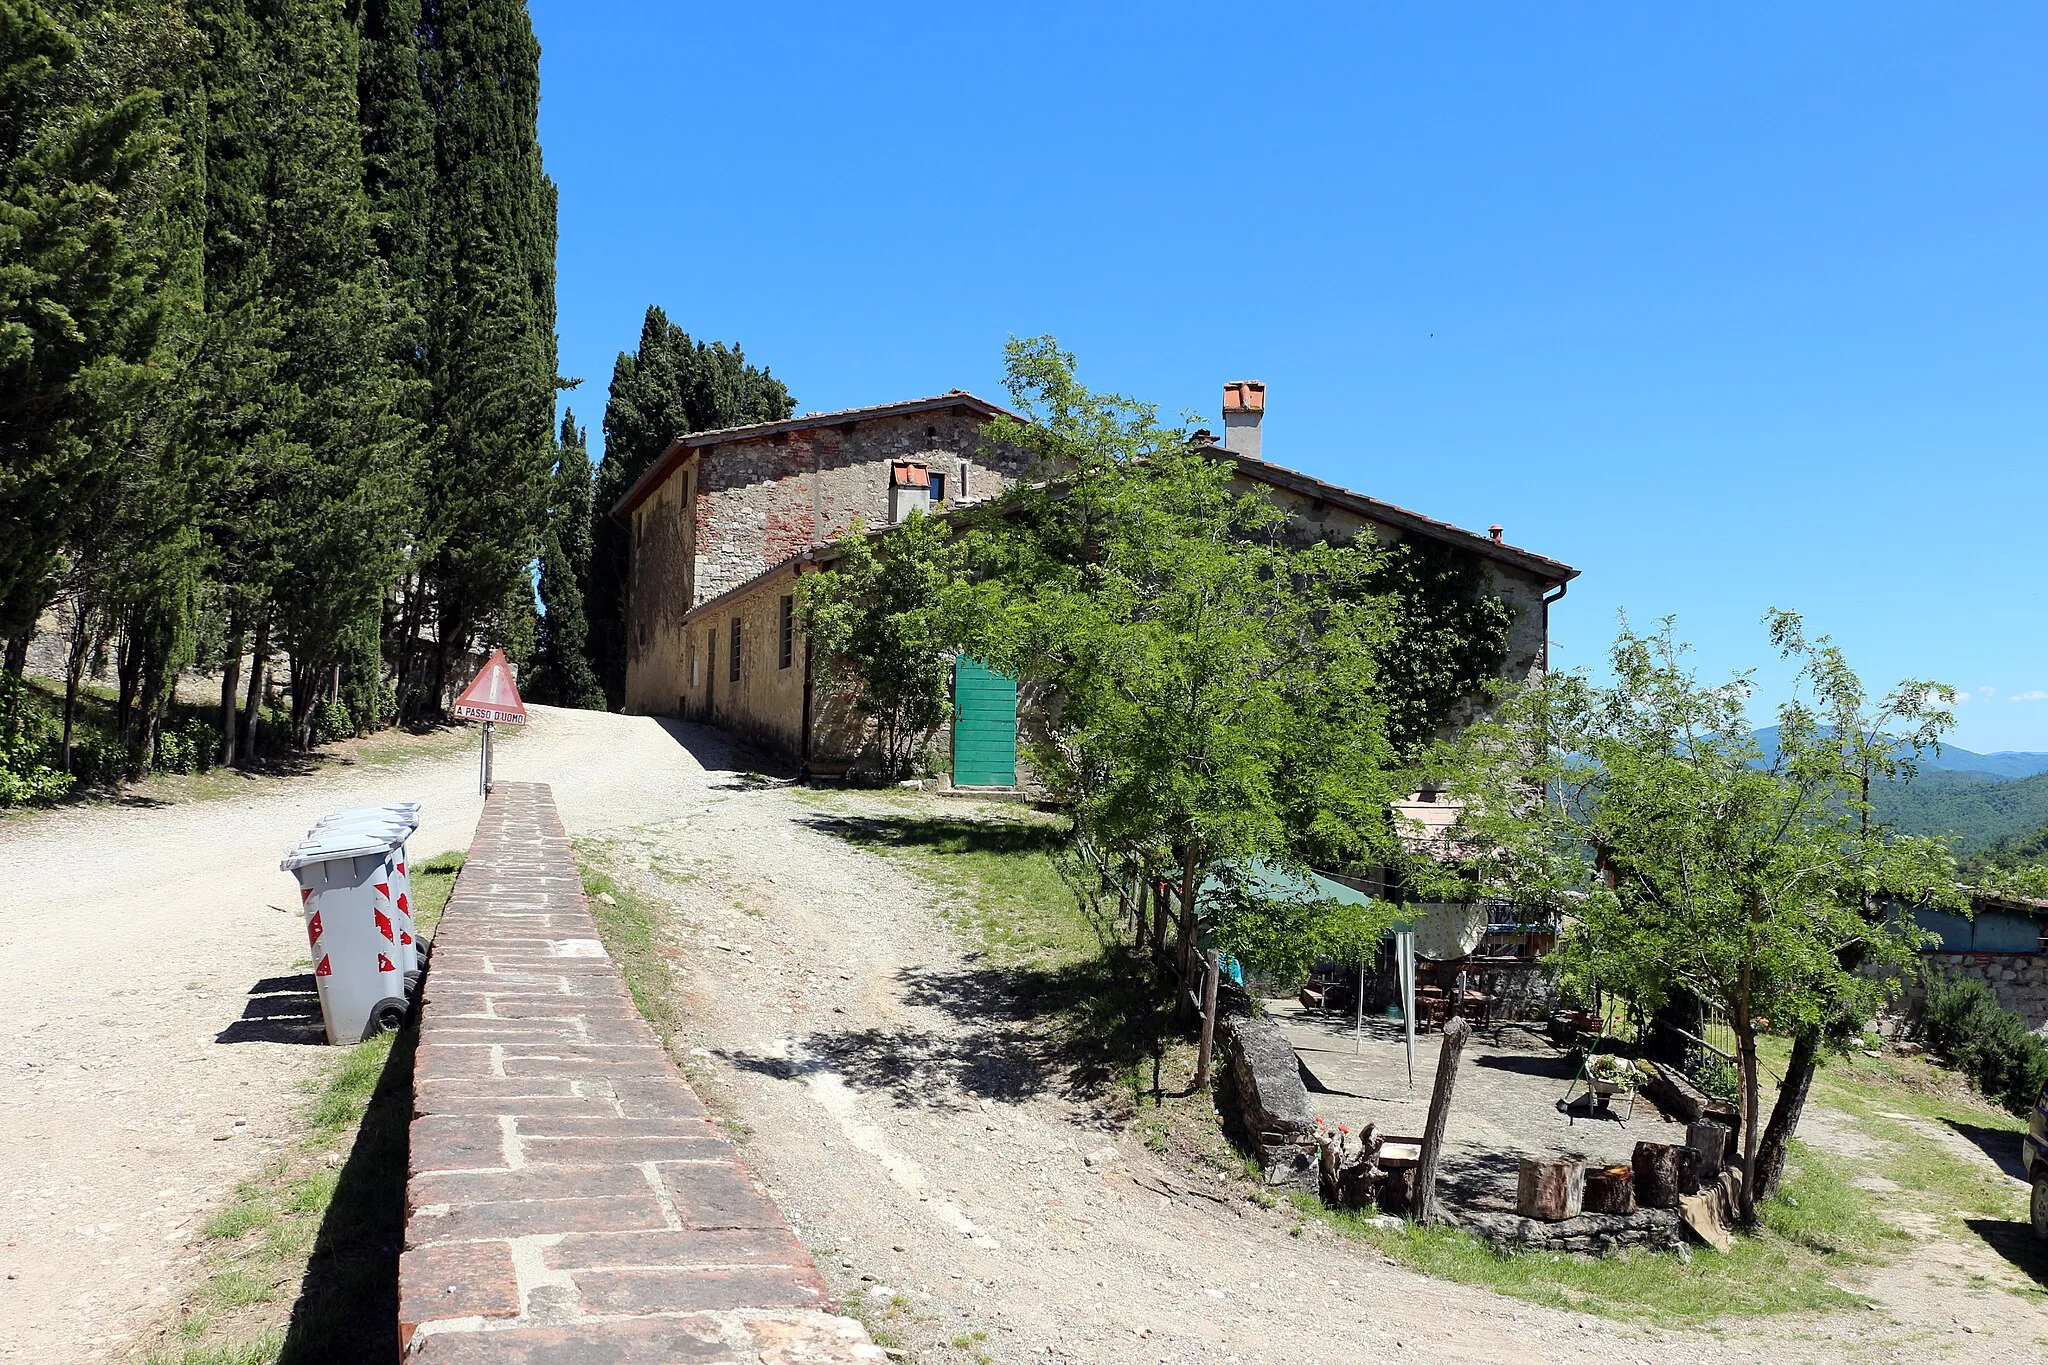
[1686,1120,1730,1185]
[1632,1141,1699,1210]
[1582,1163,1635,1215]
[1516,1157,1584,1221]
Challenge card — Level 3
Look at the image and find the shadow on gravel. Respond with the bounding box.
[1941,1117,2032,1183]
[734,811,1166,1108]
[277,1024,415,1365]
[731,952,1161,1109]
[216,974,327,1045]
[1962,1216,2048,1289]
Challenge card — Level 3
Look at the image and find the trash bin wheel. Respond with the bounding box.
[366,1000,408,1038]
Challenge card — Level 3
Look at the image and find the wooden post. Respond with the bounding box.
[1150,880,1168,965]
[1516,1157,1584,1221]
[1411,1015,1471,1226]
[1194,949,1221,1090]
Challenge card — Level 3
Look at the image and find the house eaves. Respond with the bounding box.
[1214,448,1579,586]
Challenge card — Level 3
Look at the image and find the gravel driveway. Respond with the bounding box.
[0,707,727,1363]
[586,784,2044,1365]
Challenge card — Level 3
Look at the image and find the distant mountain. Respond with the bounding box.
[1751,727,2048,782]
[1869,768,2048,852]
[1748,728,2048,853]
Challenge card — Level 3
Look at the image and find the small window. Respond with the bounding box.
[958,461,969,498]
[778,595,794,670]
[729,617,741,683]
[929,471,946,503]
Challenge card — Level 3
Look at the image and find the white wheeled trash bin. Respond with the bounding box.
[283,828,412,1044]
[311,805,424,989]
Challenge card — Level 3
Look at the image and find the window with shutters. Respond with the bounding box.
[729,617,741,683]
[778,595,794,669]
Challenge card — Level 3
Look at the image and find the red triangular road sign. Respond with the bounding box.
[451,648,527,724]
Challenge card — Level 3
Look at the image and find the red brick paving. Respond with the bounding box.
[400,782,881,1362]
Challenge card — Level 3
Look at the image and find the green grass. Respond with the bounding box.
[577,856,681,1045]
[1298,1139,1892,1324]
[407,851,464,938]
[162,1017,415,1364]
[799,799,1092,966]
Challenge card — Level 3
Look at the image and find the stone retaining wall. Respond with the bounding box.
[399,781,881,1362]
[1903,952,2048,1035]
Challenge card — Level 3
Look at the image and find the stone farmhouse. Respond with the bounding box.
[609,383,1578,784]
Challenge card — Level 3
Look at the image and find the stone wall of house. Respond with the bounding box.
[692,410,1033,608]
[1901,953,2048,1035]
[673,562,812,761]
[1237,477,1556,706]
[625,404,1037,718]
[624,469,695,715]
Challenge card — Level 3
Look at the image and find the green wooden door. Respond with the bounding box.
[952,657,1017,787]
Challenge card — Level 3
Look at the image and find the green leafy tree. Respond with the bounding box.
[532,410,602,707]
[797,509,982,780]
[976,338,1402,989]
[1421,615,1961,1224]
[590,306,793,708]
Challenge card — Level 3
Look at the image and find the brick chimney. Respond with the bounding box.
[1222,382,1265,461]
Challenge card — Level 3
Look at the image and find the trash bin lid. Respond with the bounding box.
[312,813,417,837]
[316,803,420,825]
[281,827,402,871]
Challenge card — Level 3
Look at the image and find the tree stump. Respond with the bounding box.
[1516,1157,1584,1221]
[1377,1166,1414,1215]
[1582,1163,1636,1214]
[1632,1141,1699,1210]
[1686,1120,1730,1187]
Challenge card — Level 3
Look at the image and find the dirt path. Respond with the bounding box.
[590,785,2047,1365]
[0,707,733,1363]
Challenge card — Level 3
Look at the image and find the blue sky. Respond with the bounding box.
[531,2,2048,751]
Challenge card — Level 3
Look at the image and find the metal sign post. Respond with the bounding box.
[1399,930,1417,1089]
[451,649,527,796]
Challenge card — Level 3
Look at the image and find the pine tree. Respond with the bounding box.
[532,410,601,708]
[588,306,793,708]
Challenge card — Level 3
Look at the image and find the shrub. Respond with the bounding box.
[155,718,220,774]
[0,678,73,806]
[1908,967,2048,1116]
[312,699,354,744]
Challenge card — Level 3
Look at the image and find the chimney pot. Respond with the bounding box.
[1221,381,1265,461]
[1489,524,1504,544]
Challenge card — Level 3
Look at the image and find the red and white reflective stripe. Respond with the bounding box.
[375,909,394,941]
[377,953,396,974]
[375,882,391,902]
[301,887,313,904]
[315,955,332,977]
[306,911,323,946]
[397,893,409,913]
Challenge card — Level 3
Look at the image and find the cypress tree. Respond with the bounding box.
[256,0,417,749]
[532,410,601,708]
[588,306,793,709]
[405,0,558,715]
[0,0,167,655]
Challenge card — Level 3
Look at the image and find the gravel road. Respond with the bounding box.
[0,707,725,1363]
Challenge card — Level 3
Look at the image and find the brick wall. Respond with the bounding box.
[400,782,882,1361]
